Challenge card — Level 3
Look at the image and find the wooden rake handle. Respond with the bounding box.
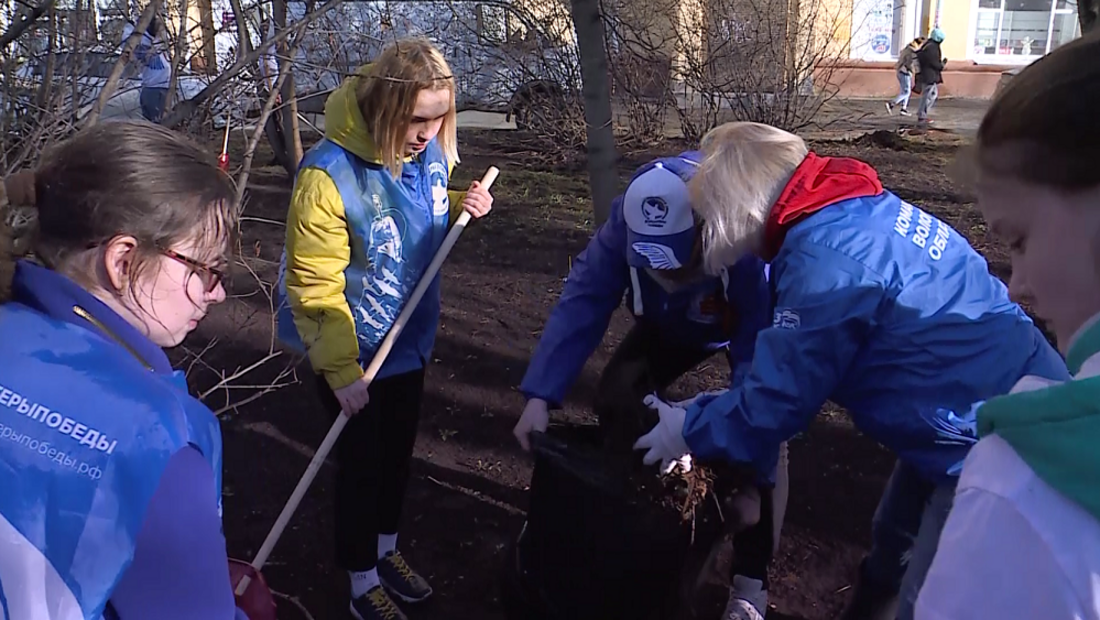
[235,165,500,597]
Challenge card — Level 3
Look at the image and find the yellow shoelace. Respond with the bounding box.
[367,588,403,620]
[387,553,418,583]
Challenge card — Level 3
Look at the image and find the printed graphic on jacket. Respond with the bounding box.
[354,210,408,333]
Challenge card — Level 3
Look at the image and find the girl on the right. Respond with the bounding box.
[915,29,1100,620]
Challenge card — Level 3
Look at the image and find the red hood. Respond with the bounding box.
[762,152,884,260]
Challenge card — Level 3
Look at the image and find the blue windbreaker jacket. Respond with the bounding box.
[0,261,241,619]
[682,154,1070,483]
[520,153,772,407]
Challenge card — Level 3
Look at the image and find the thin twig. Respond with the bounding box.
[159,0,346,129]
[0,0,53,48]
[84,0,161,127]
[233,21,305,211]
[270,589,318,620]
[199,350,284,400]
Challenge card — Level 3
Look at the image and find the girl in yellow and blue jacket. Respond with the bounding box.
[275,38,493,620]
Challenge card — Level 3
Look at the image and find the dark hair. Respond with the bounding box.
[974,29,1100,191]
[0,121,237,303]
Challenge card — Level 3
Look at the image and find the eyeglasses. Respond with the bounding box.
[160,248,226,294]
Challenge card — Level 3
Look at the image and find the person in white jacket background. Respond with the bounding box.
[915,28,1100,620]
[120,17,171,122]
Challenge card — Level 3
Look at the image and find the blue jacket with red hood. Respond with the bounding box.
[682,154,1069,484]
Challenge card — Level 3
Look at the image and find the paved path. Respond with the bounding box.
[300,98,987,139]
[800,98,988,140]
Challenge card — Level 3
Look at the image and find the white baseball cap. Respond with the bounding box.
[623,161,698,270]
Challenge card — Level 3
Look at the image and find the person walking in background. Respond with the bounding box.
[120,17,172,122]
[887,37,924,116]
[916,29,947,124]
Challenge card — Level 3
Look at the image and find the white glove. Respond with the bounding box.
[633,394,691,475]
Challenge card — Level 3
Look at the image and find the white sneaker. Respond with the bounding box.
[723,595,765,620]
[724,576,768,620]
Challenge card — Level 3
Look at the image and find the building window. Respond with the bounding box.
[970,0,1080,63]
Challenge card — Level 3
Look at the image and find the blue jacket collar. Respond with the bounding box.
[12,260,174,375]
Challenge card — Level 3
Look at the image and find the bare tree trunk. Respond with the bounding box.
[0,0,53,49]
[165,0,190,110]
[196,0,217,74]
[1081,0,1098,34]
[568,0,618,226]
[36,1,58,110]
[273,0,303,170]
[228,0,251,60]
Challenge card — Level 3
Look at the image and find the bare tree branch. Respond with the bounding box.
[0,0,53,49]
[84,0,162,128]
[159,0,346,129]
[233,25,304,210]
[1081,0,1098,34]
[570,0,619,225]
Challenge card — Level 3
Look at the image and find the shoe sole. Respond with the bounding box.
[380,578,433,604]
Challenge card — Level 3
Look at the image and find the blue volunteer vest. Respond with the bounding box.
[276,137,452,379]
[0,304,222,620]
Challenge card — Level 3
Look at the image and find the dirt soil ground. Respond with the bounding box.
[184,127,1007,620]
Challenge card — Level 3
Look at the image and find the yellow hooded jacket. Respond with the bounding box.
[284,66,466,390]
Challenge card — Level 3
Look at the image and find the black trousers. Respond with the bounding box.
[593,323,775,587]
[315,369,426,572]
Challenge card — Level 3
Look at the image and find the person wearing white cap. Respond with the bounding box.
[513,151,786,620]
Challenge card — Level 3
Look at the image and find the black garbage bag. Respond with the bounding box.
[500,424,726,620]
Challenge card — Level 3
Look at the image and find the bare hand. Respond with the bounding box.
[513,398,549,451]
[333,375,370,416]
[462,181,493,218]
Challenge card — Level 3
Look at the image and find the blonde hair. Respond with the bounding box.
[970,29,1100,191]
[355,37,459,177]
[690,122,808,274]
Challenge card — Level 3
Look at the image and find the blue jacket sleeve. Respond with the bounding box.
[722,255,772,387]
[682,245,884,477]
[109,447,243,619]
[519,197,630,407]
